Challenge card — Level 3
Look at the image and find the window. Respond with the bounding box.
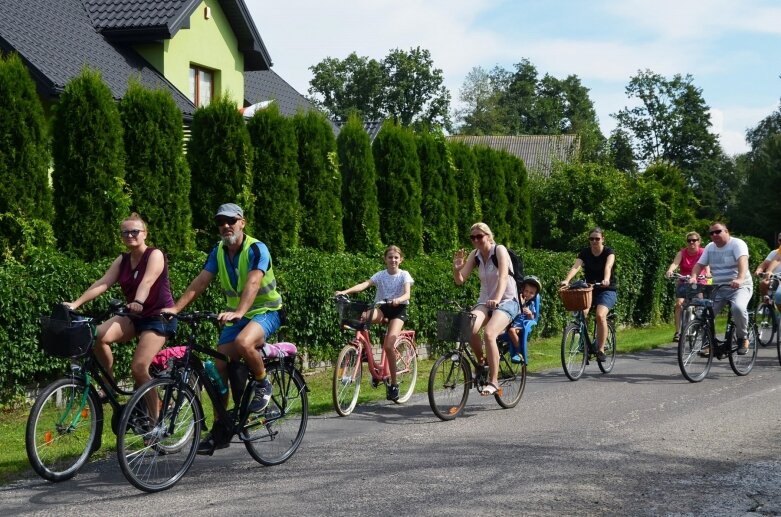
[189,66,214,107]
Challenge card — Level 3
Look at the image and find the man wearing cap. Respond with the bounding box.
[168,203,283,454]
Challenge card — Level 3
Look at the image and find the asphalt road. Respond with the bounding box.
[4,342,781,516]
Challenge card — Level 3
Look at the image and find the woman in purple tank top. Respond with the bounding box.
[65,213,177,395]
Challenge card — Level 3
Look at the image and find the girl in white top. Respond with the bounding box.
[335,245,413,401]
[453,222,520,396]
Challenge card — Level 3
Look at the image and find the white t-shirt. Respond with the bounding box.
[698,237,751,286]
[763,249,781,274]
[370,269,414,304]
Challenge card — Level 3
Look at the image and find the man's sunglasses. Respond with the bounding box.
[709,229,723,235]
[215,217,239,227]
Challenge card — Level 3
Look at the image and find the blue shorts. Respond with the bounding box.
[494,298,520,321]
[132,315,177,338]
[592,289,617,310]
[218,310,282,346]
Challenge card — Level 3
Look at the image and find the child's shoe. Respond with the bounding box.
[511,354,522,364]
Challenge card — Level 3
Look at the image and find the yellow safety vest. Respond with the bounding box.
[216,235,282,319]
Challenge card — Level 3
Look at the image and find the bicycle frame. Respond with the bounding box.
[346,327,416,384]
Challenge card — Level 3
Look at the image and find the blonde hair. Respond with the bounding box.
[686,231,701,241]
[470,222,494,243]
[384,245,404,259]
[122,212,147,232]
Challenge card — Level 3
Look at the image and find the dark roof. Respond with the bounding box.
[447,134,580,176]
[244,69,315,117]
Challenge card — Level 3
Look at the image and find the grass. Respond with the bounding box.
[2,320,680,485]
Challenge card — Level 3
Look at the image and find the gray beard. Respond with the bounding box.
[222,233,241,247]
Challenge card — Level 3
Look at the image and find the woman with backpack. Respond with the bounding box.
[452,222,520,396]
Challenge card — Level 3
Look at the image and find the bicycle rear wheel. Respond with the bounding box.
[332,344,362,416]
[494,348,526,408]
[678,320,712,382]
[756,303,776,346]
[244,362,308,466]
[117,377,201,493]
[26,377,101,482]
[393,336,418,403]
[598,322,617,374]
[428,352,470,421]
[561,324,586,381]
[729,324,758,376]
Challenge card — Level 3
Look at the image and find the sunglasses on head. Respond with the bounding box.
[709,229,723,235]
[120,229,142,238]
[687,238,699,243]
[470,234,485,241]
[215,217,239,227]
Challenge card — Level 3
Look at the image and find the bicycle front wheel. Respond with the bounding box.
[598,322,617,374]
[678,320,712,382]
[117,377,202,493]
[494,349,526,408]
[428,352,470,421]
[332,344,362,416]
[26,377,101,482]
[393,336,418,403]
[244,362,308,466]
[729,324,758,376]
[756,303,776,346]
[561,324,586,381]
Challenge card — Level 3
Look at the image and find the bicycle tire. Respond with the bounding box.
[26,377,102,482]
[494,348,526,408]
[117,377,201,493]
[332,344,362,416]
[598,322,617,374]
[428,352,470,421]
[756,303,776,347]
[244,362,308,466]
[678,320,712,382]
[729,324,758,376]
[561,324,586,381]
[393,336,418,404]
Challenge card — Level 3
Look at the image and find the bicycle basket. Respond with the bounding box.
[336,299,372,329]
[436,311,475,342]
[558,286,593,311]
[39,316,95,358]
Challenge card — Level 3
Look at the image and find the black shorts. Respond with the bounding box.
[377,303,408,322]
[131,315,177,338]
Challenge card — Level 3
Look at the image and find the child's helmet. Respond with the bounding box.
[522,275,542,292]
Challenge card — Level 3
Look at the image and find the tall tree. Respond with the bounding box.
[51,67,129,259]
[372,122,423,256]
[731,134,781,239]
[336,114,381,254]
[501,152,531,249]
[309,47,451,130]
[454,66,508,135]
[247,103,301,253]
[119,81,192,252]
[473,146,509,244]
[417,130,457,252]
[187,96,253,249]
[448,141,482,246]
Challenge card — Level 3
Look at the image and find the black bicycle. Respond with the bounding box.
[677,283,759,382]
[756,272,780,350]
[428,304,526,421]
[26,300,139,482]
[116,311,309,492]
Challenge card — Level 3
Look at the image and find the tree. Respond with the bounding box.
[119,81,192,252]
[309,47,452,130]
[473,146,509,244]
[730,135,781,238]
[0,52,53,222]
[336,114,381,254]
[293,110,343,252]
[501,152,531,249]
[51,67,129,259]
[187,96,253,249]
[607,128,637,175]
[448,141,482,246]
[745,101,781,157]
[454,66,508,135]
[372,122,423,256]
[417,130,457,252]
[246,103,301,253]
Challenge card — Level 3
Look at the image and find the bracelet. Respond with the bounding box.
[133,299,145,307]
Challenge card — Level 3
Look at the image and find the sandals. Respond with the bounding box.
[480,382,499,396]
[673,332,680,342]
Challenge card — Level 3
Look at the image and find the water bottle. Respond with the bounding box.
[204,359,228,395]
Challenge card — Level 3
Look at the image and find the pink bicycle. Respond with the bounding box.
[332,295,418,416]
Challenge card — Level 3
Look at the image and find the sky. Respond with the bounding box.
[247,0,781,156]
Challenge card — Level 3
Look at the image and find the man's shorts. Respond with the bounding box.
[218,310,282,346]
[132,315,177,338]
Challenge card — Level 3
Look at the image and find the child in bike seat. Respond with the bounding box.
[507,276,541,364]
[335,245,414,402]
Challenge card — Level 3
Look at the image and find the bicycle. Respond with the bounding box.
[26,300,146,482]
[669,273,709,340]
[116,311,309,492]
[756,272,779,349]
[559,283,617,381]
[677,283,759,382]
[331,295,418,416]
[427,303,526,421]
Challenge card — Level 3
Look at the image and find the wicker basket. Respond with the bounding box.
[558,287,593,311]
[436,311,475,342]
[39,316,95,358]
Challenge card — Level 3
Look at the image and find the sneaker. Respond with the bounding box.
[737,340,749,355]
[196,432,230,455]
[698,346,710,357]
[248,378,272,413]
[511,354,522,364]
[386,383,399,401]
[673,332,680,342]
[596,351,607,362]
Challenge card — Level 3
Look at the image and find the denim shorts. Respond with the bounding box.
[132,315,177,338]
[592,289,617,310]
[493,298,520,321]
[218,310,282,346]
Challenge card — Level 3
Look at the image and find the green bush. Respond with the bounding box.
[0,214,55,262]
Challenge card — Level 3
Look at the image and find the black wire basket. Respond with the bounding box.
[436,310,475,342]
[39,316,95,359]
